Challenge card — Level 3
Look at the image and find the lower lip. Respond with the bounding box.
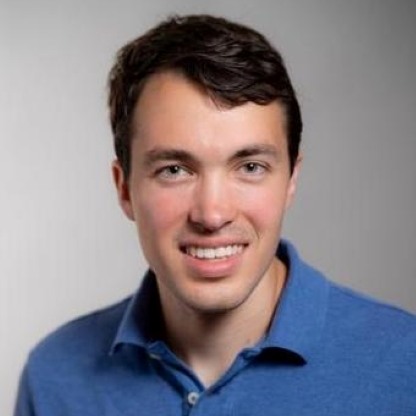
[182,248,246,279]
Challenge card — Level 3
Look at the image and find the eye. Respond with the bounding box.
[156,164,192,180]
[239,162,267,175]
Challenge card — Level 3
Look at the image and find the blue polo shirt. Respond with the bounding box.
[15,241,416,415]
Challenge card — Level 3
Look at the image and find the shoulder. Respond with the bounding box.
[290,242,416,340]
[27,297,131,374]
[281,240,416,354]
[16,298,133,414]
[324,279,416,364]
[326,282,416,400]
[328,280,416,335]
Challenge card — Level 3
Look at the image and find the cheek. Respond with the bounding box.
[238,185,289,231]
[135,187,190,234]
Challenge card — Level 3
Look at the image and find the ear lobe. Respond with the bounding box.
[112,160,135,221]
[285,154,302,210]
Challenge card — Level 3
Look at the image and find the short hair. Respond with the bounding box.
[108,14,302,178]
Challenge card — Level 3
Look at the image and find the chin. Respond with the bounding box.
[187,301,243,316]
[180,286,252,315]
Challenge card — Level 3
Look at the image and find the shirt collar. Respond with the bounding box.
[262,240,329,362]
[110,240,329,362]
[110,270,162,354]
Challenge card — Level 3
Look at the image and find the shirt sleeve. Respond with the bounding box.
[14,365,36,416]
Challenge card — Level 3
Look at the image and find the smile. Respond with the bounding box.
[185,245,244,260]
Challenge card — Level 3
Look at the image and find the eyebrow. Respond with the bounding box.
[231,144,281,161]
[143,144,282,167]
[143,148,197,167]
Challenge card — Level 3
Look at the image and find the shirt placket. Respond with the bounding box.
[146,341,262,416]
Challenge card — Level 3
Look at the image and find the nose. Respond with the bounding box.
[189,174,236,232]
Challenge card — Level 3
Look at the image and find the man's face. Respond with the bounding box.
[113,71,300,315]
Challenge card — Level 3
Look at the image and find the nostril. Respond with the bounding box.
[189,219,233,235]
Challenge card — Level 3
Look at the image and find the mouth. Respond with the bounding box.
[181,244,246,260]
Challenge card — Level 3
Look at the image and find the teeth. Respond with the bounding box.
[187,245,244,259]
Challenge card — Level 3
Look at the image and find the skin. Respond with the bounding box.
[113,71,301,386]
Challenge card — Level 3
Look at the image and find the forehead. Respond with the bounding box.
[131,71,288,157]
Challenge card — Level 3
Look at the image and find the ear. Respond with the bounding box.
[285,154,302,210]
[112,160,135,221]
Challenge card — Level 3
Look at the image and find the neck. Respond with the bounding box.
[158,258,287,387]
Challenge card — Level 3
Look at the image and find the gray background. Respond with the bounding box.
[2,0,415,413]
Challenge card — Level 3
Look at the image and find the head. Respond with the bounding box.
[108,14,302,180]
[109,15,303,317]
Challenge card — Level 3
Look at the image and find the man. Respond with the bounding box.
[15,14,416,415]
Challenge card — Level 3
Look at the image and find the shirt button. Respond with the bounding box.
[187,391,199,406]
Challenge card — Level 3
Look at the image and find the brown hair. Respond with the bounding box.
[108,14,302,178]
